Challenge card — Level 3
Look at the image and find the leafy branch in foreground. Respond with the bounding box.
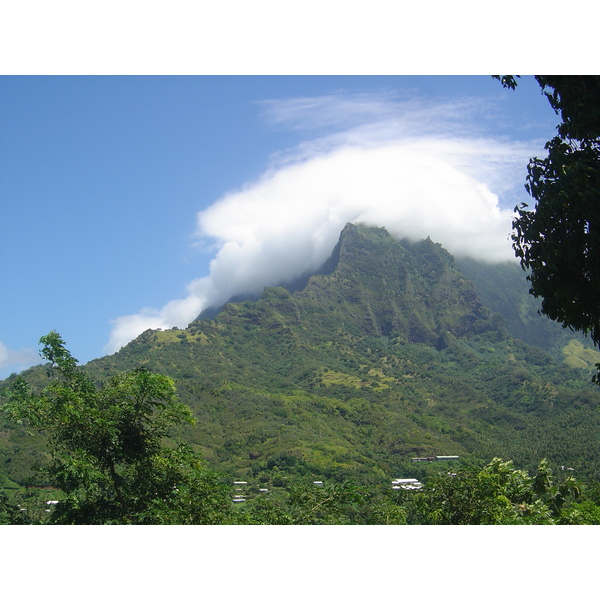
[1,331,231,524]
[495,76,600,381]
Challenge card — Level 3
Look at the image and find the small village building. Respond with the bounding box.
[391,478,423,490]
[411,455,459,462]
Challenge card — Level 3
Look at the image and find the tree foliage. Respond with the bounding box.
[0,491,30,524]
[496,76,600,364]
[231,459,595,525]
[1,332,231,524]
[409,457,582,524]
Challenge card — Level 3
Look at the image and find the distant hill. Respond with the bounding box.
[3,223,600,488]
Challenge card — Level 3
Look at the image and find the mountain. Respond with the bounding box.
[456,256,598,361]
[3,223,600,488]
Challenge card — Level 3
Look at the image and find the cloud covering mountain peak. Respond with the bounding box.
[105,93,534,354]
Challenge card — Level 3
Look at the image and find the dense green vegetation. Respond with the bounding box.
[1,334,598,524]
[2,224,599,524]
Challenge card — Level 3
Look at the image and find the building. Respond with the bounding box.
[391,478,423,490]
[411,455,459,462]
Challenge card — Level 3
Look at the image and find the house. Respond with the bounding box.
[391,478,423,490]
[411,455,459,462]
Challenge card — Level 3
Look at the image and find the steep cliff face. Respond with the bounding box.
[292,223,503,345]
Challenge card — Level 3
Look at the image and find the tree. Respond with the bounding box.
[1,331,231,524]
[409,457,581,525]
[495,76,600,373]
[0,491,30,524]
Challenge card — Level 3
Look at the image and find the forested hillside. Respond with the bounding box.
[2,223,599,523]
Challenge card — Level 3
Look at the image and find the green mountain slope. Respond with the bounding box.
[83,224,600,481]
[4,224,600,488]
[456,257,600,362]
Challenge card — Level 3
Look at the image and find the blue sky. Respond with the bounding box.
[0,75,562,378]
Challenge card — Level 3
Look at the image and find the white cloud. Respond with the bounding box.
[259,92,483,137]
[105,93,535,354]
[0,340,40,378]
[106,295,206,355]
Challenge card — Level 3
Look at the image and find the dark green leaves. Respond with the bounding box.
[498,76,600,377]
[492,75,520,90]
[409,458,581,524]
